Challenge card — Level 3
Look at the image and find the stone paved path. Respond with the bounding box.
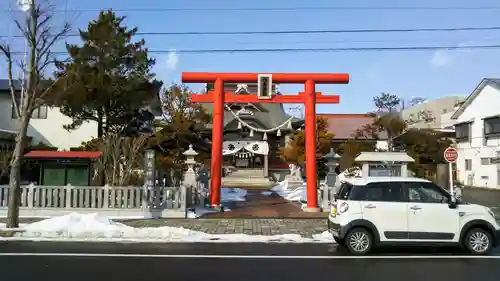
[203,189,328,218]
[123,218,328,237]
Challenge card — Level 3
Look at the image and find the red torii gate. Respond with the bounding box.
[182,72,349,212]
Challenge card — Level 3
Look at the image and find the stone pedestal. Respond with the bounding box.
[284,164,304,189]
[303,207,321,212]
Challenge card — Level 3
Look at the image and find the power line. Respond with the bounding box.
[7,44,500,55]
[2,26,500,39]
[4,6,500,13]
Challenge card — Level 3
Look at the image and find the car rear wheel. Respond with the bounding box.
[345,227,373,255]
[463,228,493,255]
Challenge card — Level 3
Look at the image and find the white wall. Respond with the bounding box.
[0,95,97,150]
[401,96,464,130]
[454,84,500,188]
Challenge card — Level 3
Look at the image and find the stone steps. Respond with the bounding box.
[222,178,274,188]
[222,168,273,187]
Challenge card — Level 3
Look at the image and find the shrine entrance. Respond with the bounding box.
[223,141,268,169]
[183,72,349,212]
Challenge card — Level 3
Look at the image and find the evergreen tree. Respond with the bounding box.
[52,10,162,138]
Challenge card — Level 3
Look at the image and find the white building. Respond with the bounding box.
[400,95,465,131]
[451,78,500,188]
[0,80,161,150]
[0,95,98,150]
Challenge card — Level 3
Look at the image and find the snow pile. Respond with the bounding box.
[271,180,296,198]
[312,231,335,242]
[221,187,247,202]
[270,180,308,202]
[338,167,362,182]
[285,186,307,202]
[270,180,289,192]
[2,213,335,243]
[16,213,211,241]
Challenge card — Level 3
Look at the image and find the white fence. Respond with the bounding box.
[0,184,192,218]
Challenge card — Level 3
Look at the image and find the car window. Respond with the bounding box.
[337,182,353,200]
[364,182,406,202]
[406,182,449,203]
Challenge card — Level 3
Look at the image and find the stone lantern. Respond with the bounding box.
[182,145,198,187]
[322,148,341,210]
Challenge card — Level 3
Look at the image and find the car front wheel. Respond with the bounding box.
[345,227,373,255]
[464,228,493,255]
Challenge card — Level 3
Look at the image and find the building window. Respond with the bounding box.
[481,158,493,165]
[465,159,472,171]
[455,122,471,141]
[484,117,500,136]
[11,102,48,119]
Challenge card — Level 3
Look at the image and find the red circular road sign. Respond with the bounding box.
[444,147,458,163]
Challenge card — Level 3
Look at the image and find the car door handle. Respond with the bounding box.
[410,206,422,210]
[365,204,376,209]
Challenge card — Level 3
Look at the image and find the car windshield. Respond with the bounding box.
[335,182,365,201]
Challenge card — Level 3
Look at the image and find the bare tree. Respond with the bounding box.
[0,0,70,227]
[91,133,148,187]
[0,147,13,180]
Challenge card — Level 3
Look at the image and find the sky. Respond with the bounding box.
[1,0,500,115]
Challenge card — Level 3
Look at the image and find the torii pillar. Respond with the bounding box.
[182,72,349,212]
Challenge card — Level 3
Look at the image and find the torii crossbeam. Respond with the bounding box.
[183,72,349,212]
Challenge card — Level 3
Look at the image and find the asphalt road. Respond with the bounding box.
[1,241,500,281]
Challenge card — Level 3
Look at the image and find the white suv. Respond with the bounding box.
[328,177,500,255]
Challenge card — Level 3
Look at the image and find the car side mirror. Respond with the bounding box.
[448,196,457,209]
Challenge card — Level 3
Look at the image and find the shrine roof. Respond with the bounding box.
[24,150,102,159]
[319,114,388,140]
[200,83,302,131]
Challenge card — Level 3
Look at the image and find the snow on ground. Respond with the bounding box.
[0,222,26,230]
[271,181,307,202]
[285,186,307,202]
[186,187,246,218]
[271,168,362,204]
[221,187,247,202]
[0,213,335,243]
[186,205,232,218]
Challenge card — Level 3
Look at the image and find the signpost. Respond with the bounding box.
[444,147,458,195]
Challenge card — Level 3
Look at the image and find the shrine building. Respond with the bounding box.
[198,82,304,187]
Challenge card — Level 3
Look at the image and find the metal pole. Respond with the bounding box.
[449,162,454,195]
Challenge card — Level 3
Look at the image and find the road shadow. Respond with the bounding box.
[329,244,500,256]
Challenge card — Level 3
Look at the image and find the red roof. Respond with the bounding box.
[24,150,102,159]
[318,114,375,139]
